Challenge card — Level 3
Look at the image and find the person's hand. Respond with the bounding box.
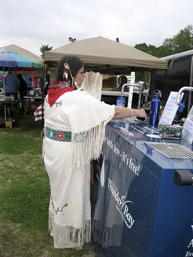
[135,108,147,121]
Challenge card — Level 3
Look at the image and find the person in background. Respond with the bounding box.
[4,70,20,120]
[17,74,27,99]
[43,73,50,96]
[5,69,20,99]
[32,76,37,88]
[23,76,33,90]
[43,55,147,249]
[17,74,28,112]
[117,75,127,90]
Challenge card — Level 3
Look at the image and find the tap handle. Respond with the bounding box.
[154,89,162,97]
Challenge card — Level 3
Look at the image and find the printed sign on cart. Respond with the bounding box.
[105,136,142,176]
[104,136,142,230]
[108,178,135,229]
[182,106,193,145]
[185,225,193,256]
[159,91,183,125]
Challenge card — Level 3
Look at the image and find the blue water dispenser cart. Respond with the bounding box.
[93,120,193,257]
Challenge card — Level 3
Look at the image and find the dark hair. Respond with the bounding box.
[56,55,83,83]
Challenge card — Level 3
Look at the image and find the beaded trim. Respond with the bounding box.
[45,127,72,142]
[49,82,71,90]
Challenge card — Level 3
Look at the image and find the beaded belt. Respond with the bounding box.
[45,127,72,142]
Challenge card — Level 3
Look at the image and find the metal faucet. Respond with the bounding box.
[121,83,135,108]
[154,89,162,98]
[121,83,134,94]
[176,86,193,105]
[121,83,142,109]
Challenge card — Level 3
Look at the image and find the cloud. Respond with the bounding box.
[0,0,192,56]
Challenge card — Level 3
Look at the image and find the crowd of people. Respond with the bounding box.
[3,69,43,100]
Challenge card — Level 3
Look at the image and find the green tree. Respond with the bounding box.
[134,43,158,57]
[159,25,193,57]
[40,45,53,59]
[135,25,193,58]
[134,43,158,83]
[155,44,172,58]
[134,25,193,82]
[134,43,161,83]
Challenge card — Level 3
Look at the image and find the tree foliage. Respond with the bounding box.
[135,25,193,58]
[134,25,193,82]
[40,45,53,59]
[134,43,158,57]
[162,25,193,56]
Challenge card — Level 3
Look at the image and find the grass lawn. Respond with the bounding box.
[0,114,96,257]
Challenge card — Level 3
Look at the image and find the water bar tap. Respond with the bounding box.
[121,83,135,108]
[154,89,162,98]
[176,87,193,105]
[121,83,133,94]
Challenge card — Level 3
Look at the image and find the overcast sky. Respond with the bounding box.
[0,0,192,57]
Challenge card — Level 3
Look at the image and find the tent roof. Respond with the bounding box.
[161,49,193,61]
[0,44,43,64]
[44,36,167,74]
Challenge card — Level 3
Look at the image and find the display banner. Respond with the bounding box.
[92,124,158,256]
[182,106,193,145]
[159,91,181,125]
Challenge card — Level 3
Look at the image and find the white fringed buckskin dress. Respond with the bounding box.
[43,89,115,249]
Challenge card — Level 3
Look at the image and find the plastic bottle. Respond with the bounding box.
[114,96,126,129]
[116,96,126,107]
[149,94,160,127]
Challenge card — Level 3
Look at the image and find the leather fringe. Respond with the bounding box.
[49,211,91,249]
[92,219,123,248]
[71,117,112,168]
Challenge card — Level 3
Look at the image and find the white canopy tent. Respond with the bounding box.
[0,44,44,77]
[0,44,43,63]
[44,36,167,74]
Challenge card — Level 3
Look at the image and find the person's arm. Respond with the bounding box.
[113,107,147,120]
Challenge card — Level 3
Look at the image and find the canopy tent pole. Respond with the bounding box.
[2,67,5,93]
